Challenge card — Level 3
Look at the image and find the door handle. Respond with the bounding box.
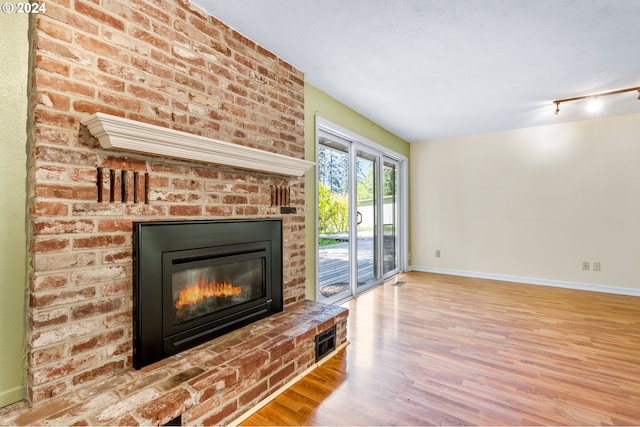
[356,211,363,225]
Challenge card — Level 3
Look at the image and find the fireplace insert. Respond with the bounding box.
[133,219,283,369]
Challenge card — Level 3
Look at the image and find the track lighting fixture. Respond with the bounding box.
[553,86,640,115]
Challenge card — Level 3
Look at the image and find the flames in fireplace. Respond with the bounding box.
[175,278,242,309]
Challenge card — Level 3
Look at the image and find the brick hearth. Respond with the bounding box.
[5,0,343,424]
[0,301,348,426]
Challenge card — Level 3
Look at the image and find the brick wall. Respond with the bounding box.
[27,0,306,406]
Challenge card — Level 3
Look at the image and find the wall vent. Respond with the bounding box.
[315,325,336,362]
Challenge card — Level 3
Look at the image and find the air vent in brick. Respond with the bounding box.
[97,167,148,204]
[315,325,337,362]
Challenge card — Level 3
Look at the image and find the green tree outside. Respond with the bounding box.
[318,182,348,234]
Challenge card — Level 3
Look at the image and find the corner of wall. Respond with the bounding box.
[0,11,29,408]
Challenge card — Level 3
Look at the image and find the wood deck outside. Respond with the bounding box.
[241,271,640,426]
[318,234,397,301]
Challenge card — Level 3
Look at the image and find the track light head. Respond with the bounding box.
[586,97,602,113]
[553,85,640,115]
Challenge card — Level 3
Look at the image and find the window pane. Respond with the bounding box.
[383,161,398,275]
[318,140,351,302]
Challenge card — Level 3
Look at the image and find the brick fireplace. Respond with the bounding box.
[4,0,349,424]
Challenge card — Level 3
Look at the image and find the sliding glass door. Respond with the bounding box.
[317,123,405,304]
[317,136,352,302]
[355,148,379,292]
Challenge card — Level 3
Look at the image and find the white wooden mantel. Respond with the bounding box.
[81,113,314,177]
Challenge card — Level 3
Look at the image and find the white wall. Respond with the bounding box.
[410,113,640,292]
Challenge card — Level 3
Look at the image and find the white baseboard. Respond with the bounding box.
[409,266,640,297]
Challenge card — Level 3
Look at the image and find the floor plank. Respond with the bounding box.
[240,271,640,426]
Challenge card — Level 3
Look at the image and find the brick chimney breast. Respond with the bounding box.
[27,0,306,407]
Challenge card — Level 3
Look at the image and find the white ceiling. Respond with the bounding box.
[191,0,640,142]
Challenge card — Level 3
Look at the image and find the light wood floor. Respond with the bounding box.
[240,271,640,426]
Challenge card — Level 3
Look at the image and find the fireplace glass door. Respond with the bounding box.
[162,243,270,347]
[169,252,266,327]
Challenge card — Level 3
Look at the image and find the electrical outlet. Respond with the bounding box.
[435,249,441,258]
[582,261,590,271]
[593,262,601,271]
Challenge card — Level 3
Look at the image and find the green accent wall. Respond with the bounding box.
[0,12,28,407]
[304,83,410,299]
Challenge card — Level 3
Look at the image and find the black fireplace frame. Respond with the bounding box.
[132,219,283,369]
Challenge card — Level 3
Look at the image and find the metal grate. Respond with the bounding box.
[315,325,336,362]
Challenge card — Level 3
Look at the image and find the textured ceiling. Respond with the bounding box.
[191,0,640,142]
